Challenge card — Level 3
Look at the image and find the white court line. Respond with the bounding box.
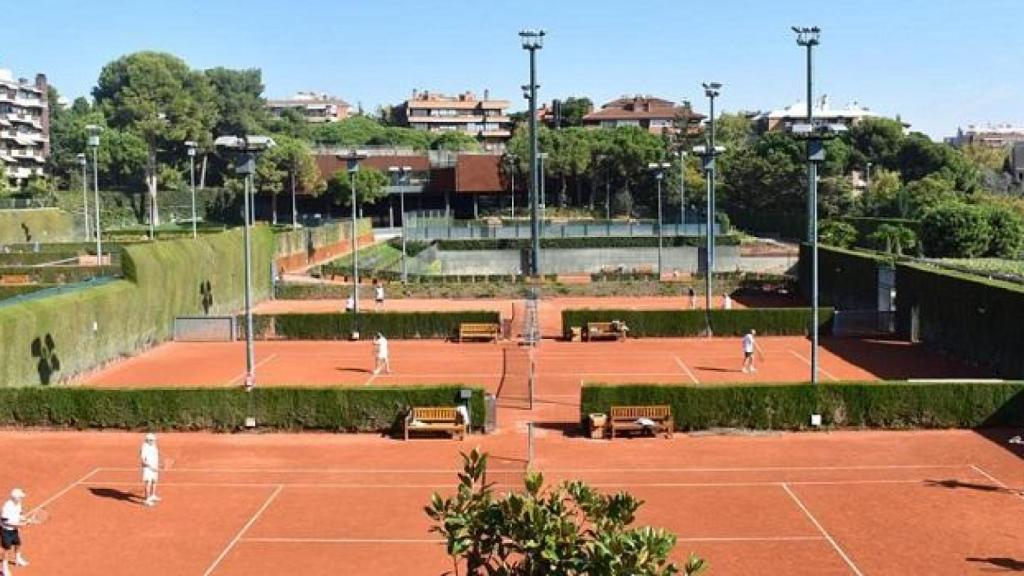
[93,463,968,474]
[29,467,99,515]
[227,353,279,386]
[203,484,283,576]
[673,355,700,384]
[787,349,839,382]
[782,483,863,576]
[241,537,443,544]
[970,464,1024,501]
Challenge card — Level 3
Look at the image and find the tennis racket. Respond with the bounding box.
[23,508,49,526]
[1009,435,1023,445]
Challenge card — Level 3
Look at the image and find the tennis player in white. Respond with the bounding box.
[140,433,161,507]
[741,329,764,373]
[372,333,391,375]
[1,488,29,573]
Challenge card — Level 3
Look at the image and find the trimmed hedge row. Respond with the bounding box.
[0,265,121,284]
[0,227,275,386]
[0,208,76,244]
[581,381,1024,430]
[561,308,833,338]
[798,244,893,310]
[896,262,1024,379]
[0,386,485,432]
[435,235,741,251]
[251,311,502,340]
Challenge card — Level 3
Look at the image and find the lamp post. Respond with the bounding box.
[538,152,549,223]
[506,154,517,219]
[86,125,103,262]
[701,82,722,316]
[77,153,89,241]
[520,29,545,276]
[215,135,276,390]
[679,150,687,234]
[790,122,845,385]
[338,151,367,320]
[185,141,197,239]
[793,26,821,243]
[648,162,671,276]
[389,165,413,282]
[865,161,873,190]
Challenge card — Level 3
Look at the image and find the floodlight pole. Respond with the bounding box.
[186,142,197,239]
[702,82,721,316]
[242,167,256,387]
[351,166,359,313]
[521,29,545,276]
[400,167,410,283]
[507,155,516,219]
[87,126,102,262]
[679,150,687,232]
[78,154,89,241]
[649,162,671,276]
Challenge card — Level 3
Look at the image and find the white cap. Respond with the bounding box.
[145,433,156,442]
[10,488,25,499]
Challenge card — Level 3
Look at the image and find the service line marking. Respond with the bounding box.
[29,467,99,515]
[787,349,839,381]
[673,355,701,384]
[203,484,283,576]
[782,483,863,576]
[970,464,1024,501]
[227,353,279,386]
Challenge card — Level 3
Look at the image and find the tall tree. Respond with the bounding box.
[205,67,267,136]
[93,52,216,225]
[326,166,388,207]
[257,136,324,225]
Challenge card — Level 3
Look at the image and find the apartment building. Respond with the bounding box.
[582,95,703,136]
[266,91,351,123]
[760,95,879,132]
[947,124,1024,149]
[0,69,48,184]
[395,90,512,150]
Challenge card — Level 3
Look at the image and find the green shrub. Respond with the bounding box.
[818,220,858,248]
[920,202,992,258]
[561,308,832,338]
[985,205,1024,259]
[0,227,275,386]
[0,208,76,244]
[0,385,485,431]
[581,381,1024,430]
[253,311,502,340]
[896,262,1024,378]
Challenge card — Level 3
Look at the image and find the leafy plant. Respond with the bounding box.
[818,220,858,249]
[426,449,705,576]
[868,223,917,255]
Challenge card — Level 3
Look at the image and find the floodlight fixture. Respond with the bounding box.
[519,29,546,50]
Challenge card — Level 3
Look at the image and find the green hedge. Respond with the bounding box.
[840,217,922,245]
[0,285,50,300]
[896,262,1024,378]
[0,386,485,432]
[0,227,275,386]
[798,244,893,310]
[0,208,76,244]
[581,381,1024,430]
[0,265,120,284]
[561,308,833,338]
[252,311,502,340]
[434,235,741,251]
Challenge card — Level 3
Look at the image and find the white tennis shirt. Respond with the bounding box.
[141,443,160,471]
[1,499,22,528]
[742,334,755,353]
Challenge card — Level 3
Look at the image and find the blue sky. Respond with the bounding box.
[3,0,1021,139]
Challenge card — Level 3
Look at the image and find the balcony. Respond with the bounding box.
[14,96,44,109]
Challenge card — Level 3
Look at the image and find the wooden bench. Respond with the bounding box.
[634,264,654,275]
[0,274,32,285]
[586,321,627,341]
[459,322,500,343]
[608,405,674,439]
[404,406,466,440]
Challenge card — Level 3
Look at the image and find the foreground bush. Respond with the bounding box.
[426,449,706,576]
[581,381,1024,430]
[0,386,485,432]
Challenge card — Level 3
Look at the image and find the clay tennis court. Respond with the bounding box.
[3,428,1023,575]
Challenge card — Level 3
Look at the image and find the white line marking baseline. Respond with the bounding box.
[673,355,701,384]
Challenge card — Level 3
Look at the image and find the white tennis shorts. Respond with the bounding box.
[142,468,159,483]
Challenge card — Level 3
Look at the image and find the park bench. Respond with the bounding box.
[404,406,466,440]
[586,321,627,341]
[0,274,32,285]
[608,405,674,439]
[459,322,500,343]
[634,264,654,275]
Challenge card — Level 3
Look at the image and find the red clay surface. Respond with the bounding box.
[4,428,1024,575]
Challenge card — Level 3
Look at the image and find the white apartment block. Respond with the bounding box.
[266,91,351,123]
[0,68,48,184]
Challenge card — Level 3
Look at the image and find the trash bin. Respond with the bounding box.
[501,318,513,340]
[484,394,497,434]
[588,413,607,439]
[570,327,582,342]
